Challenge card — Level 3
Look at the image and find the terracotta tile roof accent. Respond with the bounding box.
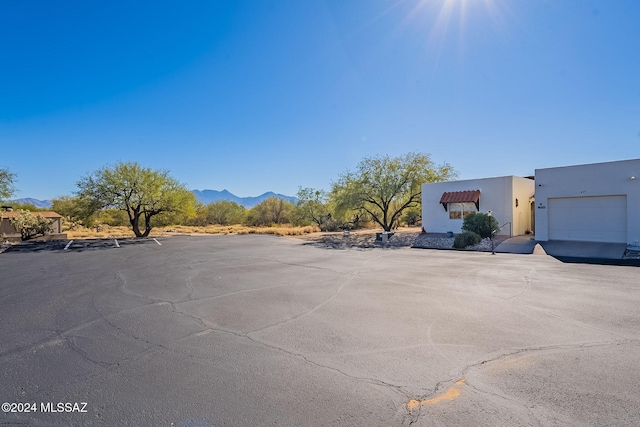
[439,190,481,204]
[1,211,62,219]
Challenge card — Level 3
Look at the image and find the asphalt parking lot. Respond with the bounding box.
[1,235,639,426]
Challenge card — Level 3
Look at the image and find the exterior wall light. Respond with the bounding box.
[515,198,519,207]
[631,176,636,180]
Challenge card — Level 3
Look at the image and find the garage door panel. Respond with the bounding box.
[549,196,627,243]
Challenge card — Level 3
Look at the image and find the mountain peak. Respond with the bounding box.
[192,189,297,208]
[9,198,52,209]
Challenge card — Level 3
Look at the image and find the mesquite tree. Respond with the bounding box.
[77,162,195,237]
[331,153,457,232]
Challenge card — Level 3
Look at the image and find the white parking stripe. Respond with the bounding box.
[64,240,73,250]
[153,238,162,246]
[114,239,120,248]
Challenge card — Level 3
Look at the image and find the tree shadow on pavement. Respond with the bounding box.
[299,233,418,251]
[2,238,158,254]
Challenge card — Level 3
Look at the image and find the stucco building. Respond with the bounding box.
[535,159,640,245]
[422,176,535,237]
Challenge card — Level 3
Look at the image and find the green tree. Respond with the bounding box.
[9,210,53,240]
[401,206,421,227]
[190,202,210,226]
[5,202,48,212]
[77,162,195,237]
[246,196,295,226]
[296,187,332,228]
[330,152,457,232]
[204,200,247,225]
[0,167,17,201]
[150,194,197,227]
[96,209,130,227]
[51,195,98,229]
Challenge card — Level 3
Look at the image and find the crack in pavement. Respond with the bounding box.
[64,335,119,368]
[161,314,417,401]
[463,380,544,427]
[245,254,357,276]
[159,275,417,399]
[507,268,535,300]
[514,302,631,340]
[245,273,357,335]
[403,338,640,424]
[457,339,640,379]
[183,273,197,301]
[464,266,632,340]
[116,270,155,304]
[0,296,168,362]
[173,281,306,305]
[215,326,414,400]
[331,341,476,357]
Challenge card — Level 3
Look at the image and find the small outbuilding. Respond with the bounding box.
[422,176,535,237]
[1,211,64,241]
[535,159,640,245]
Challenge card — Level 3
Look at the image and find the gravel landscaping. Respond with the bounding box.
[412,232,510,251]
[296,229,510,251]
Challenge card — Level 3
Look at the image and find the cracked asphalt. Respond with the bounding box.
[1,234,639,426]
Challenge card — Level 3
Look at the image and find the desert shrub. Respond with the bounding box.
[401,207,421,227]
[319,218,342,232]
[295,187,332,228]
[193,200,247,225]
[96,209,129,226]
[245,197,295,226]
[9,210,53,240]
[51,195,98,229]
[462,212,499,239]
[453,231,481,248]
[5,202,48,212]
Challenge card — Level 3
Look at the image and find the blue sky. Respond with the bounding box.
[1,0,638,200]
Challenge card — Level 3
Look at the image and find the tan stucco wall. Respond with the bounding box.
[1,216,62,237]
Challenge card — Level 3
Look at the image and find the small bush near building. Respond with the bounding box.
[462,212,499,239]
[9,210,53,240]
[453,231,482,248]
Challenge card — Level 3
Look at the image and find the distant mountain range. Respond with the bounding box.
[193,189,297,208]
[10,191,297,210]
[9,198,52,208]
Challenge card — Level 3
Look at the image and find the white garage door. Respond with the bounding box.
[548,196,627,243]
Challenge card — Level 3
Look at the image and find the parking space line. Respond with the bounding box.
[64,240,73,250]
[153,238,162,246]
[114,239,120,248]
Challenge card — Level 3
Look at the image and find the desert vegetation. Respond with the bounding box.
[76,162,196,237]
[0,167,16,201]
[62,224,320,239]
[453,231,482,249]
[5,152,456,239]
[8,210,53,240]
[461,212,499,239]
[331,152,456,232]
